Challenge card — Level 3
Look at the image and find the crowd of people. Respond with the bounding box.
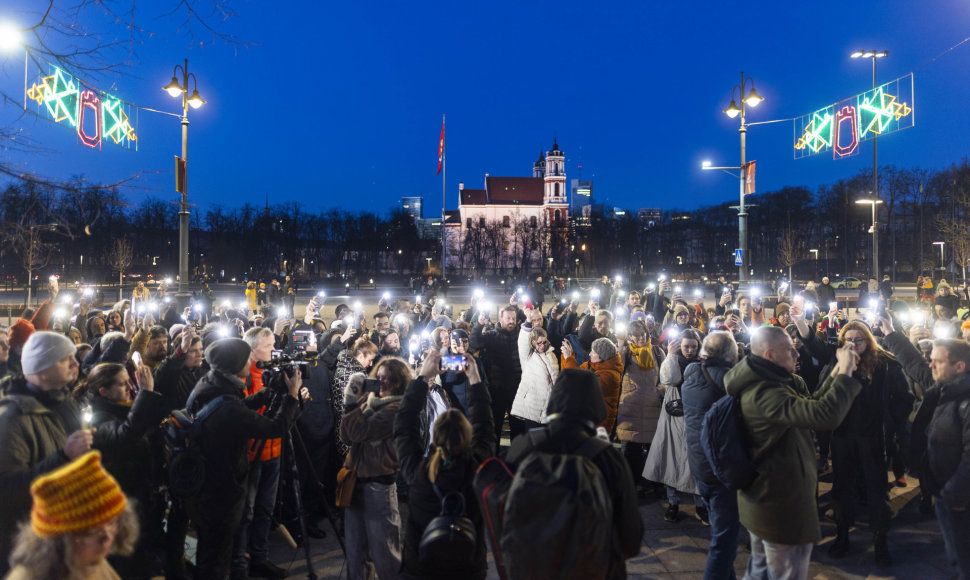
[0,271,967,580]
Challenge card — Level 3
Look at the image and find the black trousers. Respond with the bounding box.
[491,386,517,445]
[831,434,891,532]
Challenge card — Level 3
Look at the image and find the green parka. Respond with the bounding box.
[724,355,861,545]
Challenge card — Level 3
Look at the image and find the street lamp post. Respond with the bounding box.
[704,72,764,290]
[855,197,883,278]
[851,50,888,276]
[933,241,945,278]
[810,249,819,277]
[162,59,206,307]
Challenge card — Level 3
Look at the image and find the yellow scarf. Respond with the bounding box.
[628,341,656,371]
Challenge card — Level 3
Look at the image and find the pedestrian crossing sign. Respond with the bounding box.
[734,249,743,266]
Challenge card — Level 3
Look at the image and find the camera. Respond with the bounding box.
[256,350,314,380]
[290,330,313,351]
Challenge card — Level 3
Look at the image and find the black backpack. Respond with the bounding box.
[162,394,230,498]
[474,428,613,580]
[418,482,477,567]
[698,364,760,490]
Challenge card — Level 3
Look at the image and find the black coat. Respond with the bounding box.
[682,358,734,486]
[394,378,494,580]
[188,370,300,518]
[925,373,970,507]
[471,323,522,392]
[90,390,168,507]
[154,351,206,413]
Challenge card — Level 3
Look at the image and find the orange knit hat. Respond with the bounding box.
[30,451,126,537]
[8,318,35,350]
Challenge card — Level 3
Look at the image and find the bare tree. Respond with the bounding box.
[9,224,58,306]
[109,237,134,300]
[778,226,798,283]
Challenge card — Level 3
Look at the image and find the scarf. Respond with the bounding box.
[627,341,656,371]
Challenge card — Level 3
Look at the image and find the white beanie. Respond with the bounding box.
[22,331,77,375]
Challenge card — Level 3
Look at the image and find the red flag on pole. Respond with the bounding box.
[436,118,445,175]
[744,160,756,195]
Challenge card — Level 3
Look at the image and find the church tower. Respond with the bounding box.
[543,139,566,204]
[533,149,545,178]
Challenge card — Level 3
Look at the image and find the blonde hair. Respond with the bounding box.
[9,502,137,580]
[427,409,472,483]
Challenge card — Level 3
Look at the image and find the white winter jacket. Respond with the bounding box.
[509,324,559,423]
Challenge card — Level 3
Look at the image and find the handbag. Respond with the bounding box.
[335,448,360,507]
[419,482,477,566]
[664,385,684,417]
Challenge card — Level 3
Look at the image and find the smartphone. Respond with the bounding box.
[439,354,467,372]
[131,351,142,367]
[362,378,381,394]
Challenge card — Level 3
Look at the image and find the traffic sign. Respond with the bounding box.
[734,249,743,266]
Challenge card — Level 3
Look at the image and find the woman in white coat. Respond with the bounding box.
[509,308,559,431]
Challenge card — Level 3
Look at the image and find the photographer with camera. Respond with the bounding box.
[339,358,409,580]
[187,338,302,580]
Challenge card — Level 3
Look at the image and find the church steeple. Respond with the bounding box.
[543,138,565,204]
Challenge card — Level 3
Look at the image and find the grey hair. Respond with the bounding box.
[750,325,791,358]
[9,502,138,580]
[595,309,614,321]
[591,337,618,361]
[243,326,274,349]
[701,331,739,363]
[99,331,125,352]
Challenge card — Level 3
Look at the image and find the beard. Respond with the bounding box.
[380,345,401,357]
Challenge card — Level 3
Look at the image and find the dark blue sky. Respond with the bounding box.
[2,0,969,217]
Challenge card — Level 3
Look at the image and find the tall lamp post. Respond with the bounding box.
[162,59,206,306]
[810,249,819,277]
[850,50,888,276]
[703,72,764,290]
[855,197,883,278]
[933,241,945,278]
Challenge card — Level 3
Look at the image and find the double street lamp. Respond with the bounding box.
[162,59,206,305]
[850,49,888,276]
[702,71,764,289]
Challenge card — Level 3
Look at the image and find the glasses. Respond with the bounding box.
[630,334,648,341]
[844,338,867,345]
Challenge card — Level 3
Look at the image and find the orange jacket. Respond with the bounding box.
[245,361,282,462]
[563,353,624,434]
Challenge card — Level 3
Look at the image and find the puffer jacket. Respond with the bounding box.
[616,344,664,444]
[563,353,623,434]
[681,358,733,486]
[510,324,559,423]
[724,355,861,545]
[925,372,970,508]
[340,393,402,479]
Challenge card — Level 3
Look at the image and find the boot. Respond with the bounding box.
[828,527,850,558]
[874,530,892,567]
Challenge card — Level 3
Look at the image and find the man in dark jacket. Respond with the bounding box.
[504,368,643,579]
[877,316,970,578]
[724,326,862,580]
[681,331,740,580]
[187,338,302,580]
[817,277,837,307]
[472,304,523,442]
[0,332,94,575]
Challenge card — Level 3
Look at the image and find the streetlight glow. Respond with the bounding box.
[702,160,712,168]
[744,87,764,107]
[723,100,740,118]
[187,89,206,109]
[0,22,22,52]
[163,77,182,97]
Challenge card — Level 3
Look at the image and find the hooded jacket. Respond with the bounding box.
[724,355,861,545]
[505,369,643,580]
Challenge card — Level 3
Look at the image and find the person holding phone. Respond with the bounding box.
[510,307,560,431]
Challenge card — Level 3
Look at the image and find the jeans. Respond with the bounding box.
[232,456,282,569]
[935,495,970,579]
[697,480,740,580]
[345,481,402,580]
[743,533,812,580]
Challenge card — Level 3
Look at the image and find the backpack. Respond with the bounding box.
[698,364,759,491]
[162,394,231,498]
[418,482,477,568]
[473,428,613,580]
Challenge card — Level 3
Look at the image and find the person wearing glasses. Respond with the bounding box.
[818,321,912,567]
[510,307,560,431]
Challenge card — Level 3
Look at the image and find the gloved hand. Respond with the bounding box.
[344,372,366,407]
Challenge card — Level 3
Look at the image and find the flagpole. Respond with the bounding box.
[441,113,446,282]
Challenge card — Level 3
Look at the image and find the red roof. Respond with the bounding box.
[485,176,544,204]
[460,189,487,205]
